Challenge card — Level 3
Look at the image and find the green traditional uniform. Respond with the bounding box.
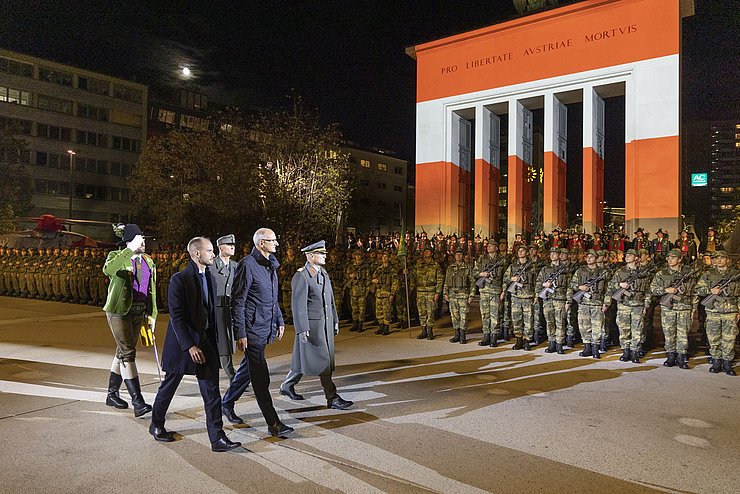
[474,252,508,346]
[604,260,652,362]
[569,261,607,357]
[372,257,399,335]
[345,254,370,331]
[536,260,571,351]
[503,258,537,348]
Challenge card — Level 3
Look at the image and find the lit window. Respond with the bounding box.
[720,187,734,193]
[378,162,387,171]
[360,159,370,168]
[499,199,507,207]
[158,109,176,124]
[499,186,507,194]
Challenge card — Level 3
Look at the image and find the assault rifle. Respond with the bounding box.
[700,273,740,310]
[659,268,701,309]
[505,260,531,294]
[538,264,569,300]
[572,271,609,304]
[611,267,652,302]
[475,257,507,289]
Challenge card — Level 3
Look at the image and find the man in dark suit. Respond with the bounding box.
[220,228,293,437]
[279,240,353,410]
[208,234,238,381]
[149,237,241,453]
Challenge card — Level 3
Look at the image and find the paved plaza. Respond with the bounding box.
[0,296,738,493]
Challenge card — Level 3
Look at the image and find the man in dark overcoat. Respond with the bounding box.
[149,237,241,452]
[279,240,354,410]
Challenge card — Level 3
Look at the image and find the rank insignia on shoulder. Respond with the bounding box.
[297,267,304,272]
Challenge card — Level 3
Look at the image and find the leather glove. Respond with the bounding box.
[300,331,309,343]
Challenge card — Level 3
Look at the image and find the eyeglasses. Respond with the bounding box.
[262,238,278,243]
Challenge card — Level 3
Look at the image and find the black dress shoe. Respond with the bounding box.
[211,437,242,452]
[328,396,354,410]
[149,423,176,442]
[279,385,305,400]
[222,405,244,424]
[268,422,294,437]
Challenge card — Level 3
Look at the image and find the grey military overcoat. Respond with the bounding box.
[208,255,237,355]
[290,263,338,376]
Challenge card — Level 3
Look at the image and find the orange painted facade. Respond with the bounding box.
[624,135,680,222]
[415,161,470,234]
[415,0,679,103]
[507,156,532,237]
[543,151,567,232]
[582,148,605,232]
[474,159,499,238]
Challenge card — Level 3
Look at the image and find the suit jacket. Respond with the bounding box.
[161,260,219,376]
[290,263,338,376]
[208,256,237,354]
[102,247,157,319]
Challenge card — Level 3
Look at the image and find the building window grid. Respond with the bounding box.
[77,103,108,121]
[37,123,71,142]
[77,130,107,148]
[158,109,176,125]
[38,94,73,114]
[360,159,371,168]
[112,135,141,153]
[77,76,109,96]
[38,66,73,87]
[0,56,34,78]
[0,86,31,106]
[377,162,387,172]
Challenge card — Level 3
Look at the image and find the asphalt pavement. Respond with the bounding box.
[1,296,738,494]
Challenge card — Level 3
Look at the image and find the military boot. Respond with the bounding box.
[512,337,523,350]
[677,353,689,369]
[375,324,384,335]
[381,324,390,336]
[630,349,641,364]
[565,335,575,348]
[599,335,608,353]
[556,343,565,354]
[449,329,460,343]
[357,321,364,333]
[592,343,601,359]
[663,352,676,367]
[619,348,631,362]
[722,360,736,376]
[459,329,467,344]
[709,359,722,373]
[478,333,491,346]
[544,341,556,353]
[417,327,428,339]
[522,339,531,351]
[124,377,152,417]
[350,321,358,332]
[427,327,435,340]
[490,333,499,347]
[105,372,128,409]
[579,344,593,357]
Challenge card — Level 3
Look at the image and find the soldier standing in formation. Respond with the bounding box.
[502,245,537,350]
[412,246,443,340]
[208,234,238,382]
[372,252,398,336]
[345,249,369,332]
[536,247,571,354]
[603,249,652,363]
[695,250,739,375]
[569,250,607,358]
[474,242,507,347]
[445,248,475,344]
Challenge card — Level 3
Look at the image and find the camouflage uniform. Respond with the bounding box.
[474,253,508,344]
[650,264,697,363]
[695,265,739,368]
[569,264,608,354]
[444,260,475,342]
[345,254,370,331]
[372,258,398,334]
[536,261,571,348]
[0,248,7,295]
[605,263,652,360]
[18,249,29,297]
[412,256,443,338]
[503,259,537,346]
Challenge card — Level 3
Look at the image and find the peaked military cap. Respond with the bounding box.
[712,250,728,258]
[667,249,682,257]
[559,248,570,254]
[624,249,638,256]
[585,249,598,257]
[216,234,236,246]
[301,240,327,254]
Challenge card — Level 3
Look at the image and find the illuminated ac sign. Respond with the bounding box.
[691,173,708,187]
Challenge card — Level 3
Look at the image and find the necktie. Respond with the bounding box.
[200,273,209,306]
[135,257,143,285]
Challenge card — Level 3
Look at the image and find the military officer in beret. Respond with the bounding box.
[208,234,238,381]
[279,241,353,410]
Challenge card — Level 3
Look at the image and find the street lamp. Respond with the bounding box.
[67,150,76,222]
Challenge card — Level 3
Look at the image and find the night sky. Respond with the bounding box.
[1,0,736,208]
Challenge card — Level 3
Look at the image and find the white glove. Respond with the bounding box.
[300,331,309,343]
[334,323,339,336]
[147,316,156,333]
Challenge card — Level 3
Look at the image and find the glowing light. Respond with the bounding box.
[182,67,191,77]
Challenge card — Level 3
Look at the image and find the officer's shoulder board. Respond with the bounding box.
[297,267,305,272]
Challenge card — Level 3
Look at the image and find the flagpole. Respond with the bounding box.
[398,205,412,338]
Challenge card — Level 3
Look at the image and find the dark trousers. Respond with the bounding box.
[283,370,337,400]
[152,372,224,443]
[222,343,279,426]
